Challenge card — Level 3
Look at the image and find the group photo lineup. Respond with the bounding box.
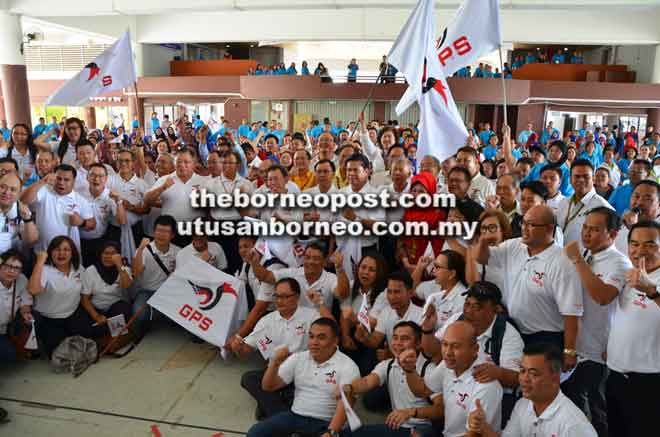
[0,0,658,436]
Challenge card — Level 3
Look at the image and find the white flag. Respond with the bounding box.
[45,31,137,107]
[336,237,362,283]
[388,0,468,164]
[25,321,38,350]
[422,242,436,275]
[356,296,372,334]
[339,379,362,431]
[148,257,243,347]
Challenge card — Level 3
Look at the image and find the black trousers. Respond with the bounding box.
[520,331,564,350]
[240,369,295,418]
[210,219,241,275]
[105,222,145,250]
[34,305,95,358]
[80,237,106,268]
[606,369,660,437]
[562,360,608,437]
[90,301,133,338]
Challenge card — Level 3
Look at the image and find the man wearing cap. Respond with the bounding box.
[563,207,631,436]
[476,204,583,370]
[557,159,613,247]
[419,281,524,424]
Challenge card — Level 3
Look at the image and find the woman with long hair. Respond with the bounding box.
[27,236,93,357]
[57,117,86,165]
[337,252,389,375]
[3,123,39,181]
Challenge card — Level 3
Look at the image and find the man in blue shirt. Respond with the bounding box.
[247,123,261,141]
[347,59,359,82]
[0,120,10,141]
[524,140,574,197]
[551,50,566,64]
[33,117,48,137]
[310,120,325,138]
[478,123,494,146]
[473,63,484,78]
[286,63,297,75]
[518,123,535,145]
[150,112,160,133]
[482,134,498,160]
[609,159,651,215]
[193,115,204,131]
[238,118,250,139]
[131,116,139,130]
[525,51,538,64]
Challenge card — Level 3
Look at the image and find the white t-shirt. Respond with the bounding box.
[278,349,360,421]
[576,245,631,364]
[557,188,613,247]
[0,275,31,334]
[205,174,253,221]
[546,192,565,215]
[0,202,25,253]
[34,265,84,319]
[303,185,339,222]
[81,264,132,311]
[340,286,389,319]
[487,238,584,334]
[416,281,467,330]
[107,173,149,227]
[79,188,118,240]
[244,305,319,354]
[375,303,424,342]
[176,242,227,272]
[74,164,115,195]
[273,267,338,310]
[339,183,387,248]
[149,173,208,222]
[502,391,597,437]
[138,242,180,291]
[468,173,496,207]
[237,255,285,305]
[607,266,660,373]
[380,179,411,223]
[372,354,436,428]
[34,185,93,252]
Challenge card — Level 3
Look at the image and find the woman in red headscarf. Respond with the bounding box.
[398,171,446,272]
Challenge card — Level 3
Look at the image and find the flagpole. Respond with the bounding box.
[498,45,508,127]
[350,72,383,140]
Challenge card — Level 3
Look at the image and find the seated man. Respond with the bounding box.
[467,343,597,437]
[175,233,227,272]
[246,317,360,437]
[341,321,437,436]
[0,249,33,361]
[401,321,503,437]
[236,277,332,419]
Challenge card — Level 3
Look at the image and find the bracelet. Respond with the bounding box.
[563,348,577,357]
[421,328,434,335]
[22,216,34,223]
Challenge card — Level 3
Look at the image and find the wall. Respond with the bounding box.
[223,98,250,128]
[142,44,181,77]
[249,47,283,67]
[613,45,657,84]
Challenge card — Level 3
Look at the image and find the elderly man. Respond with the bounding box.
[614,180,660,254]
[476,205,583,370]
[0,172,38,253]
[456,146,495,207]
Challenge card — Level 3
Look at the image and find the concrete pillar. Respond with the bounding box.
[84,107,97,130]
[651,45,660,84]
[128,96,145,129]
[647,108,660,132]
[0,12,31,128]
[373,101,387,122]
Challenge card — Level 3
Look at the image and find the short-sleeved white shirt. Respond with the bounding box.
[237,256,285,305]
[340,286,389,319]
[576,245,631,364]
[416,281,467,329]
[546,192,565,215]
[138,242,180,291]
[339,183,386,248]
[502,391,597,437]
[557,188,613,247]
[34,185,93,252]
[0,202,25,253]
[433,360,503,437]
[244,305,319,353]
[468,173,496,207]
[273,267,338,309]
[149,173,208,222]
[488,238,584,334]
[437,312,524,372]
[74,164,115,195]
[375,302,424,342]
[607,266,660,373]
[380,180,411,223]
[34,265,84,319]
[81,264,131,311]
[176,242,227,272]
[205,174,253,221]
[278,349,360,421]
[303,185,339,222]
[372,354,436,428]
[107,173,149,226]
[0,274,31,334]
[79,188,118,240]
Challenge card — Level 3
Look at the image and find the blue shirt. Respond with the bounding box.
[578,151,603,169]
[287,67,297,75]
[301,66,310,75]
[518,129,535,145]
[33,124,48,137]
[525,161,574,197]
[310,125,324,138]
[482,145,497,160]
[608,183,634,215]
[151,117,160,132]
[474,67,484,78]
[0,128,9,141]
[479,130,494,146]
[618,158,633,177]
[348,64,359,77]
[552,54,565,64]
[526,55,537,64]
[238,124,250,138]
[131,119,139,129]
[193,119,204,130]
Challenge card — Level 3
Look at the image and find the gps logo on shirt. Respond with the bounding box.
[633,292,648,309]
[258,336,273,352]
[295,324,305,336]
[531,271,545,288]
[325,370,337,385]
[456,392,469,410]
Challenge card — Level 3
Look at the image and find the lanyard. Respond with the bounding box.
[563,197,586,230]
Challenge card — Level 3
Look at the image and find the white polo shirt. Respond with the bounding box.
[430,359,503,437]
[176,241,227,272]
[34,185,94,252]
[475,264,505,299]
[557,188,613,246]
[205,174,253,221]
[74,164,115,195]
[372,353,436,428]
[576,245,631,365]
[237,256,285,305]
[34,265,84,319]
[107,173,149,227]
[279,349,360,421]
[487,238,583,335]
[150,172,209,222]
[0,274,31,334]
[0,202,25,253]
[81,264,131,311]
[437,312,524,372]
[339,183,387,248]
[244,305,319,354]
[340,286,389,319]
[303,185,339,222]
[546,192,566,215]
[380,179,411,223]
[468,173,496,207]
[502,391,597,437]
[79,188,118,240]
[273,267,338,310]
[375,302,424,342]
[138,242,180,291]
[416,281,467,330]
[607,266,660,374]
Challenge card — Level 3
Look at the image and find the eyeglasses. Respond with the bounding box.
[481,224,500,233]
[88,173,106,179]
[521,220,549,229]
[274,293,296,300]
[433,263,449,270]
[1,264,22,272]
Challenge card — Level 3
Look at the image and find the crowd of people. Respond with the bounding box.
[0,108,657,437]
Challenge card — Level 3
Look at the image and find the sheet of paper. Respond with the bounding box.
[25,321,38,350]
[107,314,127,338]
[357,296,371,333]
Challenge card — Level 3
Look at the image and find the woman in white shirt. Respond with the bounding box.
[80,241,133,338]
[56,118,85,166]
[338,252,389,375]
[0,249,32,362]
[465,209,511,294]
[28,235,92,357]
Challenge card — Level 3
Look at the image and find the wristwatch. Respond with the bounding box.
[327,429,340,437]
[563,348,577,357]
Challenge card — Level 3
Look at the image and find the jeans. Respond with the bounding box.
[131,289,157,339]
[246,411,329,437]
[561,360,608,437]
[240,369,294,418]
[606,370,660,437]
